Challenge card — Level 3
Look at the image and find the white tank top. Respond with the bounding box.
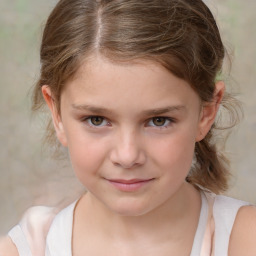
[8,191,249,256]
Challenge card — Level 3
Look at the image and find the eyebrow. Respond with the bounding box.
[71,104,186,116]
[141,105,186,116]
[72,104,114,115]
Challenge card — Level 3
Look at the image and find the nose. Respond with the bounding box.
[109,129,146,169]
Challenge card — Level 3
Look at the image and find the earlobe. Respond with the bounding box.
[196,81,225,142]
[41,85,67,147]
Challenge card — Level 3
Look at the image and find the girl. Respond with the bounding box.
[1,0,256,255]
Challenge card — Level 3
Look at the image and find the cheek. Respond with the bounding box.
[151,130,196,174]
[65,128,108,180]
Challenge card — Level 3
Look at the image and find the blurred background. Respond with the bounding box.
[0,0,256,234]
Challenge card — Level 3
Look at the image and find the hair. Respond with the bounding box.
[32,0,241,194]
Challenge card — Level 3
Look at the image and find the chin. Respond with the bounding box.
[106,198,154,217]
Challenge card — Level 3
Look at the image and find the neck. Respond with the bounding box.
[74,183,201,243]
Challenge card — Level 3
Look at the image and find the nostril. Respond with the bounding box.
[111,158,141,169]
[109,146,146,169]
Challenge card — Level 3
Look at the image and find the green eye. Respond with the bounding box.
[152,117,167,126]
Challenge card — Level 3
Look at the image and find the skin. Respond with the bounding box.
[44,56,221,255]
[1,56,256,255]
[228,206,256,255]
[0,237,19,256]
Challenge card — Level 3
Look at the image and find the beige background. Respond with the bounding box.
[0,0,256,234]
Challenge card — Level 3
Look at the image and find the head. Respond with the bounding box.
[33,0,237,195]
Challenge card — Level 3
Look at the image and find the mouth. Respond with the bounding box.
[105,178,155,192]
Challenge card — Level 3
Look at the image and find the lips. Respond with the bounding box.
[106,178,154,192]
[109,179,152,184]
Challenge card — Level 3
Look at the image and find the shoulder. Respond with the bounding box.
[7,205,58,256]
[0,236,19,256]
[229,205,256,255]
[16,205,58,243]
[19,205,58,231]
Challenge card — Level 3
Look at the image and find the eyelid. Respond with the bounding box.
[146,116,176,127]
[82,115,110,127]
[80,115,176,128]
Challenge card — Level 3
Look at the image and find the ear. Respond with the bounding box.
[41,85,68,147]
[196,81,225,142]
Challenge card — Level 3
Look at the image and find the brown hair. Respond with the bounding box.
[33,0,240,193]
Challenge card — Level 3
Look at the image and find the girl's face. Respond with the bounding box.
[43,56,220,216]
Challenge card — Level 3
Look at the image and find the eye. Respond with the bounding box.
[147,117,172,127]
[85,116,108,127]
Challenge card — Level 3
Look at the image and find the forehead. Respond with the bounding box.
[61,56,200,111]
[68,56,186,90]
